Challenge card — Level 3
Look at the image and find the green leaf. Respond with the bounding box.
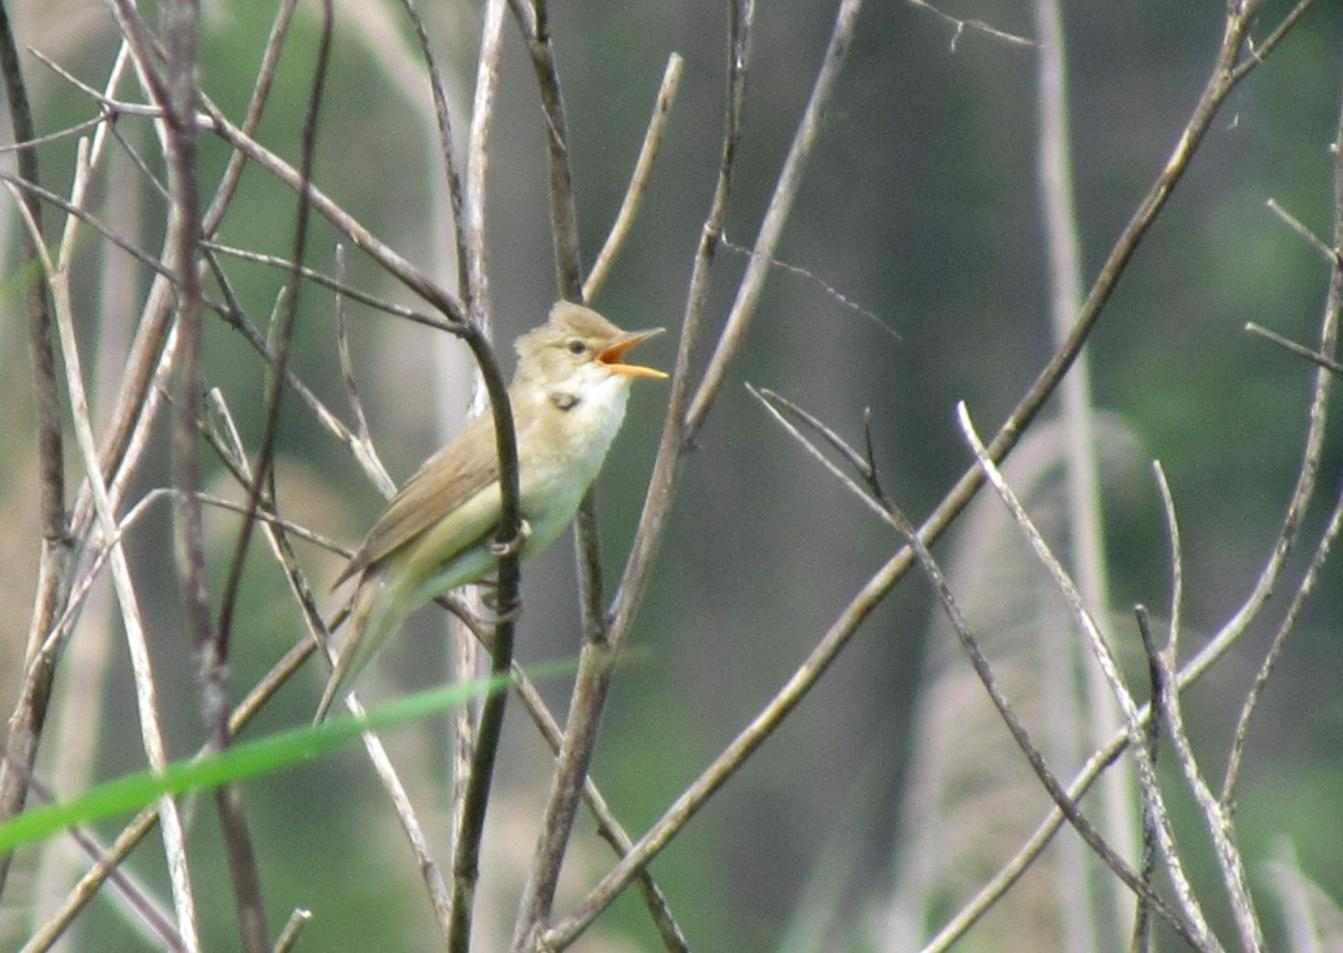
[0,666,554,855]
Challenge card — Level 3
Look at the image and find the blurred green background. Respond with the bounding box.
[1,1,1341,950]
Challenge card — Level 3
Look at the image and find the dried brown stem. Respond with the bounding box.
[514,4,755,946]
[583,54,684,301]
[0,0,71,899]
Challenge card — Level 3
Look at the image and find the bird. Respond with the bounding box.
[314,300,667,722]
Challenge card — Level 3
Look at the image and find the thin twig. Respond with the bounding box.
[905,0,1036,50]
[1266,197,1338,264]
[684,0,866,438]
[886,488,1207,949]
[516,4,756,946]
[397,0,472,308]
[957,402,1220,949]
[20,638,316,953]
[1128,608,1163,953]
[6,162,204,951]
[26,778,184,952]
[156,0,271,945]
[202,240,451,330]
[204,392,456,942]
[1033,1,1129,937]
[271,908,311,953]
[334,246,383,461]
[1245,322,1343,377]
[756,387,1215,949]
[0,111,108,151]
[583,54,683,301]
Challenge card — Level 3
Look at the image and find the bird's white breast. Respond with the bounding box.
[515,372,633,554]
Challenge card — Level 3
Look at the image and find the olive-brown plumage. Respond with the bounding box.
[315,301,665,721]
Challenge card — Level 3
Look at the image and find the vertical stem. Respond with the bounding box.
[1032,0,1132,945]
[162,0,269,948]
[0,0,72,899]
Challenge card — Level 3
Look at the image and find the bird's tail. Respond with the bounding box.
[313,573,405,724]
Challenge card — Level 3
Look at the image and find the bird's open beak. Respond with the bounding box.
[598,328,668,379]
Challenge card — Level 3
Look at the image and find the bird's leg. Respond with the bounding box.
[474,577,525,623]
[489,517,532,557]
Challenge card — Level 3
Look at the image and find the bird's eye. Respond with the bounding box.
[567,339,587,355]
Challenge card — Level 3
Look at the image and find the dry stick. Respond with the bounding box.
[583,53,684,302]
[748,388,895,525]
[449,0,509,854]
[905,0,1036,50]
[749,390,1211,949]
[20,638,315,953]
[59,140,201,947]
[0,0,66,648]
[203,394,459,945]
[6,156,203,952]
[1246,322,1343,377]
[885,479,1208,950]
[1148,475,1262,951]
[215,0,331,691]
[1267,198,1338,264]
[333,248,396,494]
[205,240,448,328]
[397,0,473,309]
[29,66,141,941]
[1224,459,1343,802]
[1221,73,1343,847]
[958,404,1221,950]
[684,0,863,439]
[0,112,108,151]
[272,909,311,953]
[154,0,272,946]
[392,3,510,946]
[1032,2,1128,942]
[515,3,754,946]
[465,0,506,312]
[510,0,610,656]
[559,6,1287,947]
[508,668,692,953]
[488,0,598,949]
[1129,608,1164,953]
[21,4,303,938]
[26,778,184,952]
[0,0,73,900]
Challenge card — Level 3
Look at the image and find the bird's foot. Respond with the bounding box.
[489,518,532,557]
[479,586,524,623]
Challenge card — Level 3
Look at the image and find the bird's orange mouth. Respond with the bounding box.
[598,328,668,379]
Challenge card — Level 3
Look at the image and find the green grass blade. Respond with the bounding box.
[0,667,543,855]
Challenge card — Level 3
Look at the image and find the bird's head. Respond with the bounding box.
[514,301,666,392]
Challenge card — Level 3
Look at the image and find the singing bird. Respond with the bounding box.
[314,301,666,721]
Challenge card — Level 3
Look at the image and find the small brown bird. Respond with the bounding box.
[315,301,666,721]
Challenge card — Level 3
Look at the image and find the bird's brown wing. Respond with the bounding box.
[334,412,502,587]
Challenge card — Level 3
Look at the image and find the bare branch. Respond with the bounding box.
[684,0,867,437]
[5,161,203,950]
[271,908,312,953]
[957,401,1220,949]
[515,3,757,945]
[905,0,1037,50]
[1246,322,1343,377]
[583,54,683,301]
